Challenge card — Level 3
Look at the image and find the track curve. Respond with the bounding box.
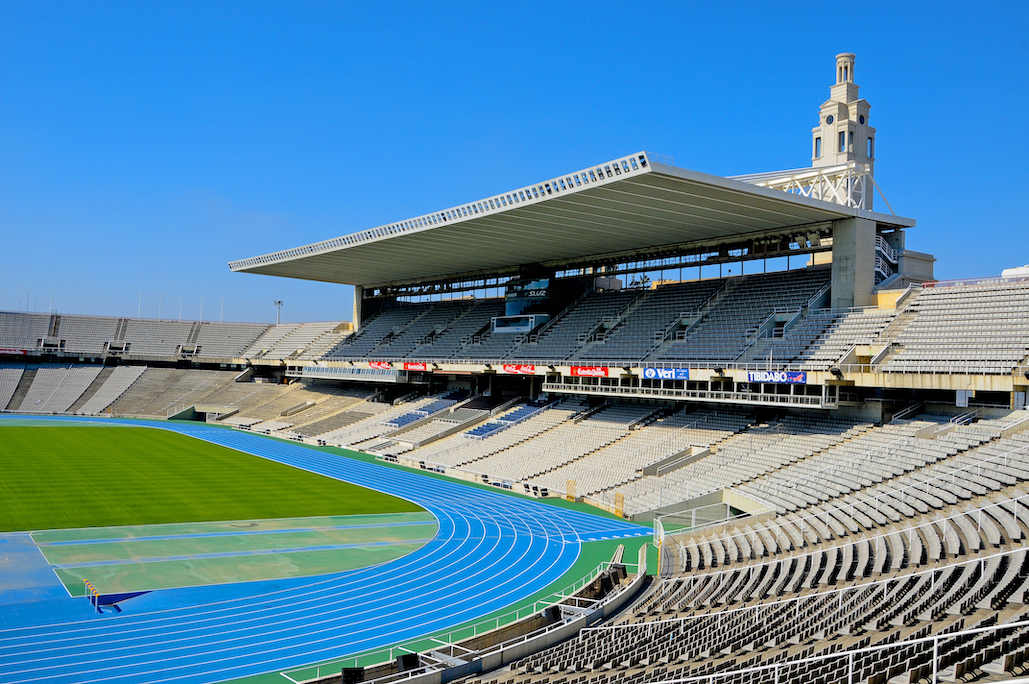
[0,417,649,683]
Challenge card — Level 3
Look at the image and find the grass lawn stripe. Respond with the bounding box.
[0,426,422,533]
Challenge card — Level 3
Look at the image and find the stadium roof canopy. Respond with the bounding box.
[229,152,914,289]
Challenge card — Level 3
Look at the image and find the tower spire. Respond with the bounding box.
[812,53,875,182]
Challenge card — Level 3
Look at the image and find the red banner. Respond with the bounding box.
[403,362,429,371]
[369,361,392,369]
[0,349,27,355]
[501,364,535,375]
[570,366,608,377]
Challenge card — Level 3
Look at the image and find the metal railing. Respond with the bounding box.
[278,556,642,683]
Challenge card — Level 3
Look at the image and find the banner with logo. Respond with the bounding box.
[570,366,608,378]
[369,361,392,370]
[0,349,27,355]
[642,367,689,380]
[747,370,807,384]
[403,362,429,371]
[501,364,535,375]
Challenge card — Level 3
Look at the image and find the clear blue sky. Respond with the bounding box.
[1,2,1026,324]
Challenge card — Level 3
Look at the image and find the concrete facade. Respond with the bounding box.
[830,216,876,309]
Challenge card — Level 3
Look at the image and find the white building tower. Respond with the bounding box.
[812,53,875,175]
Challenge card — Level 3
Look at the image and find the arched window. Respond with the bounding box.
[814,137,822,158]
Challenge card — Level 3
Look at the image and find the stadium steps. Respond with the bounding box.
[643,280,735,362]
[67,366,114,413]
[4,366,37,411]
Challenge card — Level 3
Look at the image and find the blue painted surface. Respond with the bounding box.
[0,416,649,683]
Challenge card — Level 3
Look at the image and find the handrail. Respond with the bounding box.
[891,401,924,421]
[279,555,643,683]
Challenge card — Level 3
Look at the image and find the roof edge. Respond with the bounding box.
[229,151,655,273]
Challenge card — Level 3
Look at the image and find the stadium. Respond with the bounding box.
[2,52,1029,684]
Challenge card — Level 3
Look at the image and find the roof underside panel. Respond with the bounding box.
[230,154,908,288]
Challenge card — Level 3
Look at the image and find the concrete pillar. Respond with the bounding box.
[830,217,875,310]
[352,285,363,332]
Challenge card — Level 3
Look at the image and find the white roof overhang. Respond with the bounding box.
[229,152,914,289]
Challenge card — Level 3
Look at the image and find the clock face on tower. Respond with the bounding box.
[826,115,834,125]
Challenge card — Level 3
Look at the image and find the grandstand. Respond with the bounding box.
[3,52,1029,684]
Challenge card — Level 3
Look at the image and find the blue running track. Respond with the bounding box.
[0,417,649,683]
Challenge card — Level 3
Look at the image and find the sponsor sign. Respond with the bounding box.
[747,370,807,384]
[642,367,690,380]
[403,362,429,372]
[368,361,392,370]
[501,364,536,375]
[0,349,27,355]
[570,366,608,378]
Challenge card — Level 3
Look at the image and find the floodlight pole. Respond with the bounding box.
[273,300,283,325]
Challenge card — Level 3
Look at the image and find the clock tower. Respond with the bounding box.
[812,53,875,176]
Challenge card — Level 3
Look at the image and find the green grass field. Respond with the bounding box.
[0,426,422,533]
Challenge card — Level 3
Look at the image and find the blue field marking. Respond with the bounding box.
[0,416,649,683]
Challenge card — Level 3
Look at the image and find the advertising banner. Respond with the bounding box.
[642,367,689,380]
[570,366,608,378]
[368,361,392,370]
[403,362,429,371]
[501,364,536,375]
[0,349,27,355]
[747,370,807,384]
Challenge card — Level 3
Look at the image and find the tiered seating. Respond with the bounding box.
[319,395,445,447]
[464,401,549,439]
[371,408,489,454]
[241,324,299,357]
[108,369,238,415]
[413,300,505,359]
[276,388,371,438]
[284,392,379,438]
[599,414,868,515]
[0,312,50,350]
[451,325,525,360]
[0,364,25,410]
[796,307,896,368]
[471,424,1029,684]
[197,381,290,411]
[738,309,839,365]
[324,304,428,358]
[656,268,831,362]
[294,323,352,360]
[519,289,641,361]
[57,316,119,355]
[411,400,586,468]
[383,391,467,428]
[257,322,342,360]
[14,364,102,413]
[526,406,731,496]
[371,300,474,358]
[224,382,342,423]
[579,279,724,363]
[193,322,269,358]
[122,320,193,356]
[76,365,147,415]
[737,421,992,515]
[448,404,650,484]
[884,279,1029,373]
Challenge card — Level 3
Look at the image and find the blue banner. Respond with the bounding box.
[642,367,690,380]
[747,370,807,384]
